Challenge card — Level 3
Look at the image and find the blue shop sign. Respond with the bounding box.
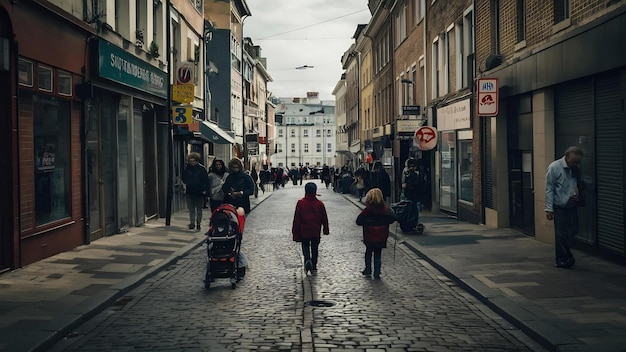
[97,40,167,98]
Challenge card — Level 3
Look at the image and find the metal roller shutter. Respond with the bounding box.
[595,74,625,255]
[555,79,595,245]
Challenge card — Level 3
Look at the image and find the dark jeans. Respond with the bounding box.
[301,239,320,269]
[186,194,205,225]
[364,246,382,275]
[554,207,579,263]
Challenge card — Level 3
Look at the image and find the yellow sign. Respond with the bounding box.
[172,84,194,103]
[172,105,193,124]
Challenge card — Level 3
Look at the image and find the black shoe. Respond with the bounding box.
[188,223,195,230]
[555,261,571,268]
[196,224,201,231]
[565,257,576,268]
[373,274,381,280]
[305,260,313,273]
[361,270,371,277]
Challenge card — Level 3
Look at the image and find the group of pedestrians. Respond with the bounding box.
[181,153,255,231]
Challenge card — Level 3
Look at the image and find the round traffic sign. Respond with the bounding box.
[414,126,438,151]
[177,64,193,84]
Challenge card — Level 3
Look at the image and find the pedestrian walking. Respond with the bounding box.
[182,152,210,231]
[545,146,586,269]
[291,182,329,274]
[208,158,229,212]
[356,188,398,279]
[370,161,391,204]
[222,158,256,214]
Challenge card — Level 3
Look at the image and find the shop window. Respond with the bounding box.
[18,58,33,87]
[58,70,72,96]
[459,139,473,203]
[38,65,53,92]
[33,95,71,225]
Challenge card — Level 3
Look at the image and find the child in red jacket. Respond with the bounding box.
[356,188,398,279]
[292,182,329,274]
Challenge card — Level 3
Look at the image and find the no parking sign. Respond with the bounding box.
[414,126,438,151]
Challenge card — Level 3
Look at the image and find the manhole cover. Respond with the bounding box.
[307,300,335,307]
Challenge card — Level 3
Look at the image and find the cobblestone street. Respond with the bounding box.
[49,185,541,351]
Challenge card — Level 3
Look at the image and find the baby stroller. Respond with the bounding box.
[390,200,424,234]
[204,204,245,289]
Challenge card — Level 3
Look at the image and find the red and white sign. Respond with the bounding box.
[477,78,498,116]
[176,63,194,85]
[414,126,438,151]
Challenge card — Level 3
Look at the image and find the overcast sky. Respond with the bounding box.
[245,1,372,102]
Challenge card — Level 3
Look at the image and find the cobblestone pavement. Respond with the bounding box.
[49,184,544,352]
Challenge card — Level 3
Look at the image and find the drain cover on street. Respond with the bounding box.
[307,300,335,307]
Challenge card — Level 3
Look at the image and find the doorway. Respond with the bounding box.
[0,13,13,269]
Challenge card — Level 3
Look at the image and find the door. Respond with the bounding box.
[142,106,158,220]
[87,96,103,241]
[0,17,13,269]
[509,150,535,235]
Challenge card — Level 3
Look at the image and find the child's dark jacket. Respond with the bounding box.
[292,194,329,242]
[356,205,398,248]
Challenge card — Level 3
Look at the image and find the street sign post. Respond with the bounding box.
[414,126,438,151]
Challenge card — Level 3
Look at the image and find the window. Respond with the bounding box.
[456,6,475,90]
[327,143,332,153]
[432,37,440,99]
[554,0,570,24]
[58,71,72,96]
[517,0,526,43]
[395,4,407,45]
[414,0,425,23]
[316,143,322,153]
[278,128,283,137]
[38,65,53,92]
[493,0,501,54]
[32,94,71,225]
[19,58,33,87]
[290,128,295,138]
[277,143,283,153]
[291,143,295,153]
[304,143,309,153]
[459,137,473,203]
[326,129,332,137]
[303,129,309,137]
[445,28,451,94]
[316,129,321,137]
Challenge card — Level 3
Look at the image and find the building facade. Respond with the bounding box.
[272,93,336,169]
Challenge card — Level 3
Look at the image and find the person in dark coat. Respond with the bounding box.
[182,152,210,231]
[370,161,392,204]
[356,188,398,279]
[222,158,255,214]
[208,158,229,212]
[291,182,329,274]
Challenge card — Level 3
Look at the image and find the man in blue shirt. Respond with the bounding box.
[545,146,585,268]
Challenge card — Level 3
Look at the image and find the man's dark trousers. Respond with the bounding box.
[554,206,578,265]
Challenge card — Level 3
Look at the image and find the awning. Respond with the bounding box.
[199,121,236,144]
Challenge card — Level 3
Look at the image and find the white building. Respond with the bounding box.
[271,92,336,169]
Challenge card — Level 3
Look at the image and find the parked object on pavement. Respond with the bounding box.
[204,204,246,289]
[390,199,420,233]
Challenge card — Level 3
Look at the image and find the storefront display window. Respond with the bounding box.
[439,131,457,212]
[34,95,71,225]
[459,138,473,203]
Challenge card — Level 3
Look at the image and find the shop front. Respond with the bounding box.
[436,98,478,222]
[84,39,168,239]
[0,2,94,267]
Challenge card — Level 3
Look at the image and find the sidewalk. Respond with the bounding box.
[0,189,274,352]
[345,195,626,352]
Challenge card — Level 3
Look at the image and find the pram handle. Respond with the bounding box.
[205,234,240,242]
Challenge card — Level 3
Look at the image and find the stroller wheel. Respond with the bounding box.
[231,282,236,289]
[204,280,211,289]
[230,277,237,289]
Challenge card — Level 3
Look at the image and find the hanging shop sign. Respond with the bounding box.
[477,78,498,116]
[172,105,193,125]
